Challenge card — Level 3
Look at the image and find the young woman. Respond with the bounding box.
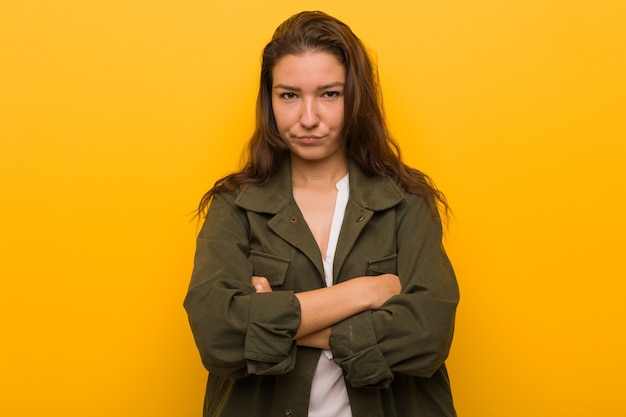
[184,11,459,417]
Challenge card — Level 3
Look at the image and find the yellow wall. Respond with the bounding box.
[1,1,624,416]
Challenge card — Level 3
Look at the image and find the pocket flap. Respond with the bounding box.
[249,250,290,286]
[366,253,398,275]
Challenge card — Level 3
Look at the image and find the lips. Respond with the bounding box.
[296,135,323,144]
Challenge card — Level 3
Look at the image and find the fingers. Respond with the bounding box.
[366,274,401,309]
[384,273,402,295]
[251,276,272,293]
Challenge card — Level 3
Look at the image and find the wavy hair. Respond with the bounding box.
[198,11,448,219]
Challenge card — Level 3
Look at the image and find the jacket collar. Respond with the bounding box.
[234,157,405,213]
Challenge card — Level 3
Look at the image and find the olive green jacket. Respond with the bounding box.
[184,159,459,417]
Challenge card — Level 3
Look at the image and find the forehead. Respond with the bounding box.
[272,52,346,86]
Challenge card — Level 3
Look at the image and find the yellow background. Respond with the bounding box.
[2,1,625,416]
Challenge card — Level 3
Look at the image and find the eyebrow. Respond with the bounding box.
[273,82,345,92]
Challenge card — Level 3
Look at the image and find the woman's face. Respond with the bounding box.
[271,51,346,164]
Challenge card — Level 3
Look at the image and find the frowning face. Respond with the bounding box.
[272,51,346,165]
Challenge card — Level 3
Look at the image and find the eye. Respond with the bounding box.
[322,90,341,99]
[280,92,298,100]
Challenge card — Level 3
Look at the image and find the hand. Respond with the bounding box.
[251,276,272,293]
[357,273,401,309]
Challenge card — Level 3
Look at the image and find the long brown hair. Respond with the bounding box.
[198,11,448,218]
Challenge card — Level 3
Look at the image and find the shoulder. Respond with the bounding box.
[349,168,432,216]
[348,163,405,211]
[222,163,294,214]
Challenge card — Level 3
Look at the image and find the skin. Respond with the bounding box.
[271,51,347,169]
[252,52,401,349]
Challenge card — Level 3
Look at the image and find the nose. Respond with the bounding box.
[300,97,320,128]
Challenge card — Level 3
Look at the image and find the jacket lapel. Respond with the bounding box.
[235,159,326,283]
[268,203,325,281]
[333,161,405,283]
[332,200,373,281]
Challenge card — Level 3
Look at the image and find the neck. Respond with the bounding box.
[290,154,348,187]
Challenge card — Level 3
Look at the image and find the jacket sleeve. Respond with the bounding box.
[329,195,459,388]
[183,193,301,379]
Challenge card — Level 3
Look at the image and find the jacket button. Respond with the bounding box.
[356,215,364,222]
[289,217,297,223]
[284,410,292,416]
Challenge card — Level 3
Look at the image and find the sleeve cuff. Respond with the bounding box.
[244,291,300,375]
[330,310,394,388]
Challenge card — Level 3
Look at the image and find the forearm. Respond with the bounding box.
[253,273,400,342]
[295,328,330,349]
[294,280,370,339]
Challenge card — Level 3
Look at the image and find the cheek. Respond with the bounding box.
[271,104,290,131]
[331,107,345,130]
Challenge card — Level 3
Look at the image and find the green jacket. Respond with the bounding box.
[184,159,459,417]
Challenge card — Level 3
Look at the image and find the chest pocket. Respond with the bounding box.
[366,253,398,275]
[249,250,290,287]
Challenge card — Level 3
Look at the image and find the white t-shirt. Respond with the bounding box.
[308,174,352,417]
